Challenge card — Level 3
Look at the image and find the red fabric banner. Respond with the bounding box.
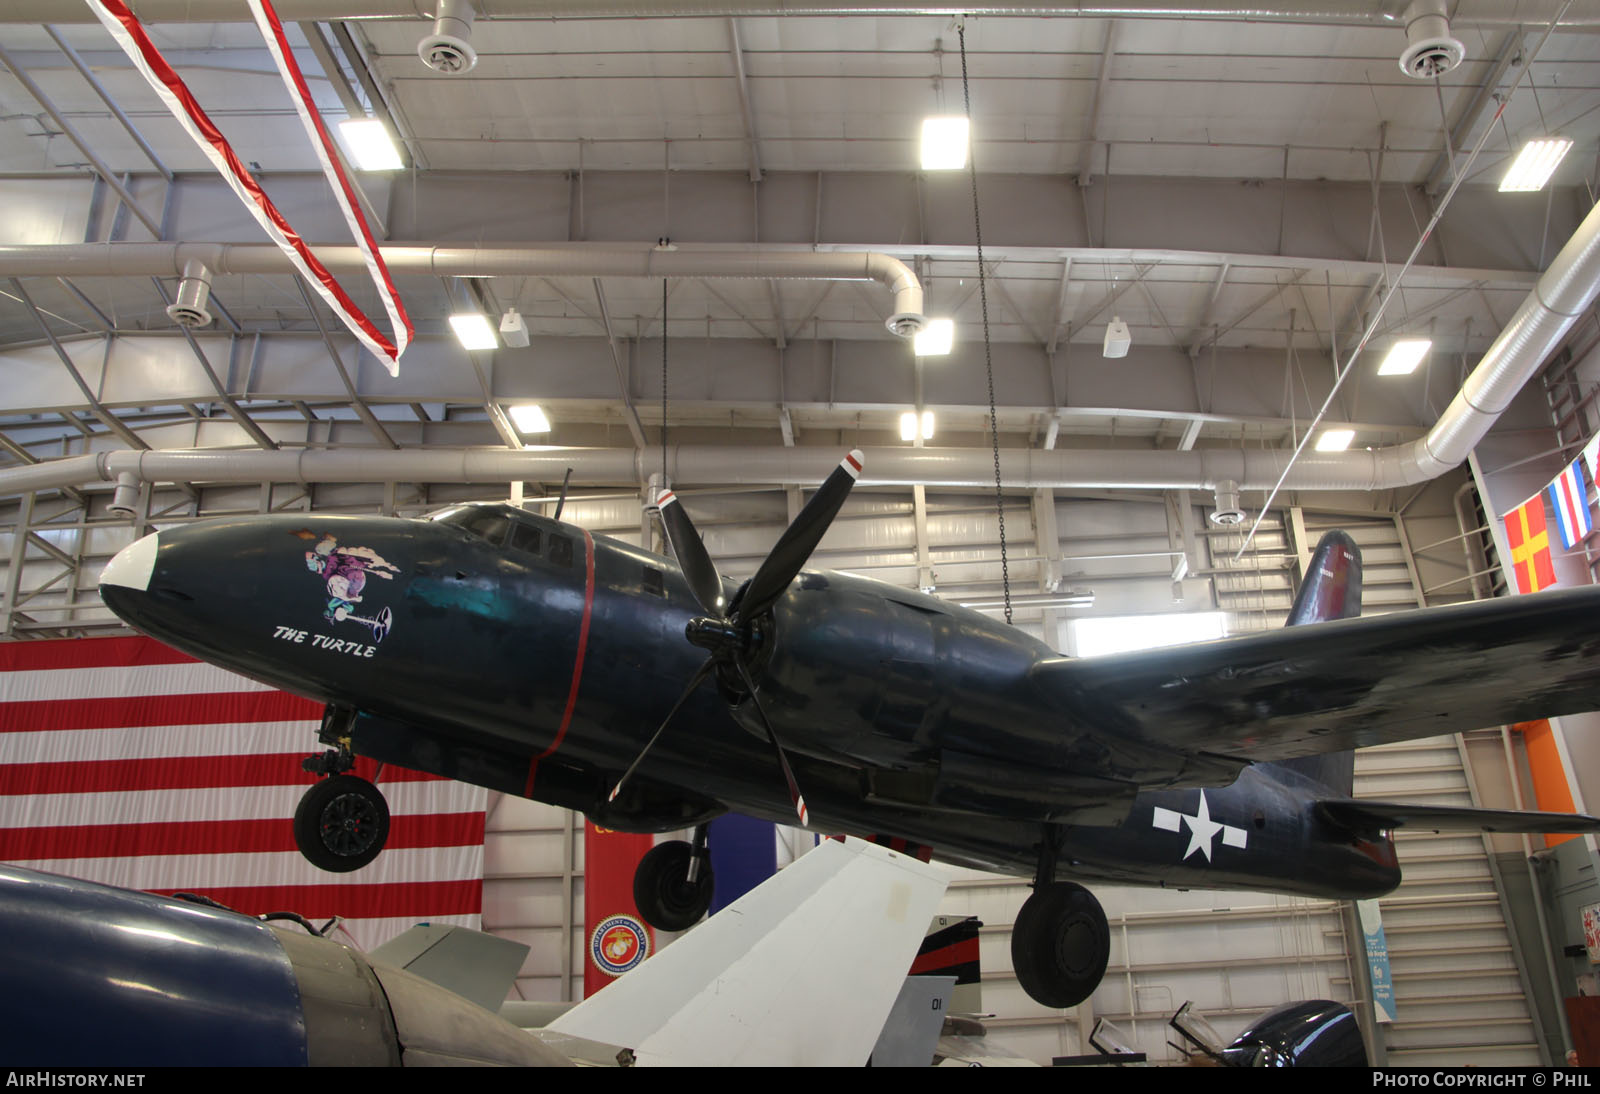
[583,822,656,998]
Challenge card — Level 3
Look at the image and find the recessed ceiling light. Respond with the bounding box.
[338,118,403,171]
[1315,429,1355,452]
[914,318,954,356]
[1499,137,1573,193]
[920,116,968,171]
[449,312,497,351]
[509,404,551,434]
[900,411,918,442]
[920,410,935,440]
[1377,339,1432,376]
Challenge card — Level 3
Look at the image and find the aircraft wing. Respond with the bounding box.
[1029,585,1600,770]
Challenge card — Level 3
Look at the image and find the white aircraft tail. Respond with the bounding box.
[546,837,949,1066]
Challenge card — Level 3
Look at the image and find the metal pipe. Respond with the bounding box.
[14,1,1598,28]
[3,173,1599,500]
[0,242,925,336]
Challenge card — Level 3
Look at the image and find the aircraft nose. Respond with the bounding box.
[100,529,160,593]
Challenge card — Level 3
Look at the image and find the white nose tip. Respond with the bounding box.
[100,531,159,592]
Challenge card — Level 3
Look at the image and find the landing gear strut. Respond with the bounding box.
[1011,829,1110,1009]
[632,826,714,932]
[293,712,390,873]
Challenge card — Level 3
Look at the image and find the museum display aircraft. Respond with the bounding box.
[98,450,1600,1009]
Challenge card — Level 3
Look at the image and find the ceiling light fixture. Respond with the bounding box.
[913,317,954,356]
[1499,137,1573,193]
[920,116,968,170]
[1315,429,1355,452]
[1377,338,1432,376]
[509,404,551,434]
[1102,316,1131,359]
[449,312,497,351]
[337,118,403,171]
[499,308,530,348]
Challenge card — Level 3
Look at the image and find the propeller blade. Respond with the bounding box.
[733,659,810,828]
[608,657,717,804]
[735,449,863,623]
[657,488,727,617]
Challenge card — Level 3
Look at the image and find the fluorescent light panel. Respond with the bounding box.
[1499,137,1573,193]
[338,118,403,171]
[920,116,968,170]
[1378,338,1432,376]
[914,317,954,356]
[449,312,498,350]
[900,411,917,441]
[509,404,551,433]
[1315,429,1355,452]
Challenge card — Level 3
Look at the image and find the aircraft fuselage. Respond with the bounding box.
[99,506,1400,901]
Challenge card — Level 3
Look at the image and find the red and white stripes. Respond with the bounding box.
[0,637,484,952]
[84,0,412,375]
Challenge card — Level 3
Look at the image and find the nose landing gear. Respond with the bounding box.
[293,773,390,873]
[292,712,390,873]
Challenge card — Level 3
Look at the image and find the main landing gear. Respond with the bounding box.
[293,735,390,873]
[1011,830,1111,1009]
[632,825,715,932]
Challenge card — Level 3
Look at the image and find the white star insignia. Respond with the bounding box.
[1151,791,1249,862]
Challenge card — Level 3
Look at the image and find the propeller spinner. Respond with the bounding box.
[609,450,864,826]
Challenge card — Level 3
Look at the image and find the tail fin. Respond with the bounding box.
[1276,530,1363,796]
[1286,530,1362,625]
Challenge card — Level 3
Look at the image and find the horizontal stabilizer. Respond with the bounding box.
[1317,798,1600,836]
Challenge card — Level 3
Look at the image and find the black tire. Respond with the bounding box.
[293,774,390,873]
[632,840,714,932]
[1011,881,1110,1009]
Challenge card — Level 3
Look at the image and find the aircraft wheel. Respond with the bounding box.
[1011,881,1110,1009]
[633,840,714,932]
[293,774,390,873]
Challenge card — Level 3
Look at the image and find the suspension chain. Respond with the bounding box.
[960,23,1012,626]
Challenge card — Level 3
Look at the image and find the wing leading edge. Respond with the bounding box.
[1029,584,1600,769]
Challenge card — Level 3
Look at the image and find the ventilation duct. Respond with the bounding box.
[164,259,213,328]
[1398,0,1466,79]
[418,0,478,74]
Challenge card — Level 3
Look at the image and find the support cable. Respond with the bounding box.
[1233,0,1574,560]
[959,23,1012,625]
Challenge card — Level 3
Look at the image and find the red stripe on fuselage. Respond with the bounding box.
[525,528,596,796]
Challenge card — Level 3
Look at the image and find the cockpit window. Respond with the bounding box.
[509,523,543,555]
[457,509,512,546]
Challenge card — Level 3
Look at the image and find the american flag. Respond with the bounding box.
[0,636,485,951]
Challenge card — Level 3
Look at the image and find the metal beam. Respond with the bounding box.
[592,279,650,450]
[726,18,763,184]
[1076,20,1119,187]
[42,25,173,183]
[0,44,164,239]
[9,279,148,452]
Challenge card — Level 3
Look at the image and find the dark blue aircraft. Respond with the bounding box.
[98,451,1600,1009]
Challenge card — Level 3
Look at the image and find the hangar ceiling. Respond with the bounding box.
[2,1,1598,467]
[1,1,1598,623]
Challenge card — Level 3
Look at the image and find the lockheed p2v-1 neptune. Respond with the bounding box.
[98,451,1600,1009]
